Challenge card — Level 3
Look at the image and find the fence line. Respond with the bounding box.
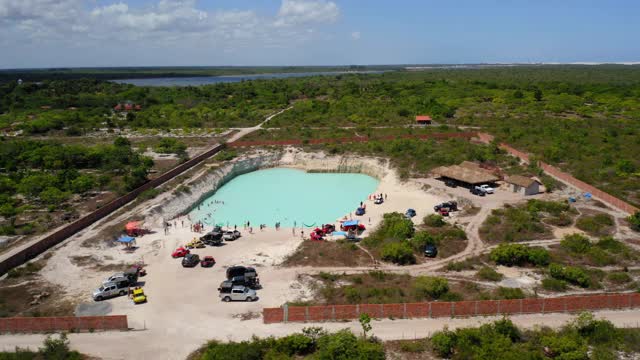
[0,144,227,276]
[0,315,128,333]
[228,132,478,147]
[263,293,640,324]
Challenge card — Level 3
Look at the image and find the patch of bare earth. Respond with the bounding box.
[282,240,374,267]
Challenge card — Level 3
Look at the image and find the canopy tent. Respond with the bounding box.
[117,236,136,244]
[342,220,359,226]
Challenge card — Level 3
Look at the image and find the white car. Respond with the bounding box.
[223,230,241,241]
[477,184,495,194]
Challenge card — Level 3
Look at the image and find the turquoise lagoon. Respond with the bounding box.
[189,168,379,228]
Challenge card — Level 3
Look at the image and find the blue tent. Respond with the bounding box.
[117,236,136,244]
[343,220,360,226]
[584,192,593,199]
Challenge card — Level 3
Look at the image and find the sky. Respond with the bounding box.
[0,0,639,68]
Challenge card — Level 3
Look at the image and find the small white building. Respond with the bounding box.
[505,175,541,196]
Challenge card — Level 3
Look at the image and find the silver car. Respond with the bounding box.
[219,285,257,302]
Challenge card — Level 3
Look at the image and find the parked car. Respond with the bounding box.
[374,197,383,204]
[434,201,458,212]
[438,207,450,216]
[103,268,139,286]
[93,280,129,301]
[355,207,365,216]
[172,247,190,258]
[200,231,223,246]
[181,254,200,267]
[223,230,241,241]
[405,208,416,218]
[200,256,216,267]
[445,179,458,188]
[470,187,486,196]
[424,244,438,258]
[226,266,260,287]
[219,285,257,302]
[476,184,494,194]
[186,239,206,249]
[132,288,147,304]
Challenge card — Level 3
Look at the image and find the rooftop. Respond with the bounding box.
[432,162,499,185]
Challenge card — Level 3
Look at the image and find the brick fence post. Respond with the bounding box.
[331,306,336,321]
[428,302,432,318]
[283,304,288,323]
[403,303,407,319]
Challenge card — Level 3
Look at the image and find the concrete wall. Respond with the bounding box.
[0,315,128,333]
[263,293,640,323]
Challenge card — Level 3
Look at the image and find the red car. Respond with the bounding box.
[438,208,450,217]
[200,256,216,267]
[172,247,190,258]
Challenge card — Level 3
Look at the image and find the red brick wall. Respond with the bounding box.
[263,294,640,323]
[0,316,128,333]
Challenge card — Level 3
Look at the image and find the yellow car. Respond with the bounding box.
[132,288,147,304]
[186,239,205,249]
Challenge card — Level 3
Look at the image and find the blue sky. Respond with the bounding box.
[0,0,638,68]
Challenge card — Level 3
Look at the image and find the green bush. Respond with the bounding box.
[430,329,456,358]
[477,266,503,281]
[410,231,437,251]
[380,242,416,265]
[423,214,445,227]
[576,213,614,235]
[607,272,632,284]
[413,276,449,299]
[542,277,568,292]
[495,287,525,299]
[38,334,82,360]
[398,340,427,353]
[560,233,592,254]
[489,244,549,267]
[549,263,590,288]
[628,212,640,232]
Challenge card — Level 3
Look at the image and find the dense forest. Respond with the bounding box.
[1,65,640,207]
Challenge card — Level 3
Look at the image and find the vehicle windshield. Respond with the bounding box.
[98,286,104,291]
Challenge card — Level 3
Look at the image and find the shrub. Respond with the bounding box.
[628,212,640,232]
[410,231,437,251]
[495,287,525,299]
[607,272,632,284]
[490,244,549,267]
[413,276,449,299]
[398,340,427,353]
[423,214,446,227]
[576,214,614,235]
[315,329,384,360]
[477,266,503,281]
[560,233,592,254]
[430,329,456,358]
[380,242,416,265]
[446,260,475,272]
[549,263,590,288]
[39,334,82,360]
[542,277,568,292]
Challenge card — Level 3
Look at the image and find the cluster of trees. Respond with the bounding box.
[489,244,550,267]
[0,137,152,235]
[430,313,640,359]
[195,327,384,360]
[559,234,637,267]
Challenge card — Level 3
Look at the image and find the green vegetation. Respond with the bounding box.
[627,211,640,232]
[480,200,574,243]
[314,272,457,304]
[0,137,152,235]
[489,244,550,267]
[575,213,614,236]
[429,313,640,360]
[556,234,637,267]
[549,263,591,288]
[193,327,384,360]
[153,138,187,159]
[0,333,81,360]
[476,266,503,282]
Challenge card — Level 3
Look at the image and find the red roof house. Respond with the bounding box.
[114,104,122,111]
[416,115,432,124]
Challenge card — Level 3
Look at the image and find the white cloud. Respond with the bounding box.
[274,0,340,27]
[0,0,344,66]
[351,31,361,40]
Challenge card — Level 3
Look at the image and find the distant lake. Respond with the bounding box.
[113,71,386,87]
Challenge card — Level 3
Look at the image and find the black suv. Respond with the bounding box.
[226,266,260,288]
[470,187,486,196]
[424,244,438,258]
[200,231,223,246]
[181,254,200,267]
